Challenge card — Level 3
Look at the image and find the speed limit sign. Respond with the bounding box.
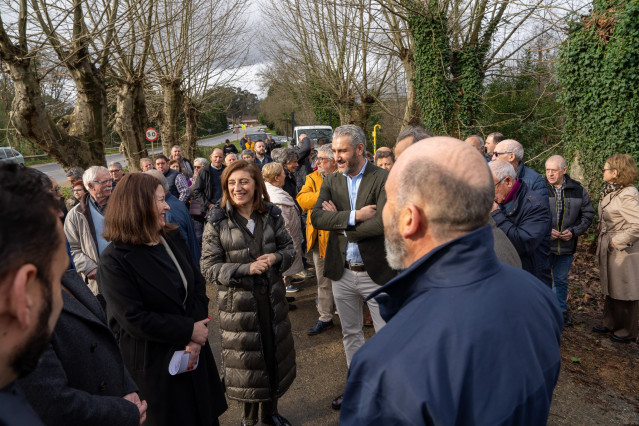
[145,127,159,142]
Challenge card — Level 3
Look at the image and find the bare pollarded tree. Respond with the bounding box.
[149,0,249,159]
[263,0,394,132]
[180,0,248,160]
[0,0,118,168]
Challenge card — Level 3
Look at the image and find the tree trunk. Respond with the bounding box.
[114,79,149,172]
[158,79,183,155]
[2,53,105,168]
[401,53,421,128]
[182,97,199,161]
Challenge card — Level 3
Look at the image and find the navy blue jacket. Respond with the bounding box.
[166,193,201,266]
[341,226,562,425]
[518,163,548,197]
[492,181,552,286]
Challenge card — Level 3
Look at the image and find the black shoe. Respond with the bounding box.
[307,320,334,336]
[286,296,295,302]
[290,277,305,284]
[592,325,612,333]
[611,335,634,344]
[331,393,343,410]
[288,304,297,311]
[261,413,291,426]
[563,312,573,327]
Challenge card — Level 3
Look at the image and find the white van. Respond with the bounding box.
[292,125,333,146]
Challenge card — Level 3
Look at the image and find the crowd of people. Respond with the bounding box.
[1,125,638,426]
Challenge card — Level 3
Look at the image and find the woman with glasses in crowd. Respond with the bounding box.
[594,154,639,343]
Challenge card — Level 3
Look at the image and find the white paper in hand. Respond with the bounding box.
[169,350,199,375]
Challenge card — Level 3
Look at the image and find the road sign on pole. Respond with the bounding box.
[145,127,159,142]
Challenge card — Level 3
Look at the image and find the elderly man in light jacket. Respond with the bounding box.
[64,166,112,299]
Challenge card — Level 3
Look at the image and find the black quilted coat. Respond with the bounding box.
[200,201,296,402]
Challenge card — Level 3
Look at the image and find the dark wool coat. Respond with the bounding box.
[341,226,562,425]
[18,270,140,426]
[200,201,297,402]
[97,231,227,426]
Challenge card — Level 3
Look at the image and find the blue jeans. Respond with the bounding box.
[551,253,574,312]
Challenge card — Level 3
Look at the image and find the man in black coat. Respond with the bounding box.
[192,148,225,213]
[18,270,146,425]
[545,155,594,325]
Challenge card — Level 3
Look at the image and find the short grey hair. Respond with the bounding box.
[241,149,255,159]
[489,160,517,181]
[225,153,237,161]
[396,126,433,144]
[546,155,566,170]
[193,157,209,167]
[270,148,284,163]
[333,124,366,150]
[144,169,169,193]
[65,167,84,180]
[487,132,505,143]
[497,139,524,162]
[83,166,109,191]
[317,143,333,160]
[397,156,493,240]
[108,161,123,170]
[279,148,298,164]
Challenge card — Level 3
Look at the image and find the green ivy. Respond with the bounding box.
[558,0,639,197]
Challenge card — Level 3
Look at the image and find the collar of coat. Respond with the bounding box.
[206,200,282,225]
[367,225,500,323]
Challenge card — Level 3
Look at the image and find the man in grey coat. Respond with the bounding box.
[18,270,147,425]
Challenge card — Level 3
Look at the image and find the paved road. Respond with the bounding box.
[35,126,265,186]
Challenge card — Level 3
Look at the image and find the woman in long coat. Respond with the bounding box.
[97,173,227,426]
[200,160,296,426]
[594,154,639,343]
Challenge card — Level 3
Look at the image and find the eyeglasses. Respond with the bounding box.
[493,151,512,157]
[494,178,506,187]
[602,168,614,173]
[93,179,113,185]
[108,169,122,173]
[194,165,203,169]
[316,157,331,162]
[72,188,84,193]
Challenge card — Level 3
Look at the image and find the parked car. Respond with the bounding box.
[292,125,333,146]
[0,147,25,165]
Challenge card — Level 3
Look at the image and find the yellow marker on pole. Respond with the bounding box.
[372,124,381,154]
[242,124,246,131]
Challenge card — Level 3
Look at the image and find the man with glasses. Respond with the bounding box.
[492,139,548,197]
[297,144,338,335]
[64,166,113,299]
[107,161,125,188]
[489,160,552,286]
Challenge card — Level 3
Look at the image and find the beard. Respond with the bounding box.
[10,286,54,379]
[384,212,407,271]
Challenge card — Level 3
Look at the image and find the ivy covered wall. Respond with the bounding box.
[558,0,639,196]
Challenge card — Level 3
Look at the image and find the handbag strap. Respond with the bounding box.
[160,236,188,309]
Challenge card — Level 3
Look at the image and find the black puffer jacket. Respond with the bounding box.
[200,201,296,402]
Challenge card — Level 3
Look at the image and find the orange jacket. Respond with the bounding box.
[245,141,255,151]
[296,170,330,257]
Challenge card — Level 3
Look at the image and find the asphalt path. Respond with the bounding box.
[34,126,265,185]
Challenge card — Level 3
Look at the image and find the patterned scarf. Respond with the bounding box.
[600,181,624,200]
